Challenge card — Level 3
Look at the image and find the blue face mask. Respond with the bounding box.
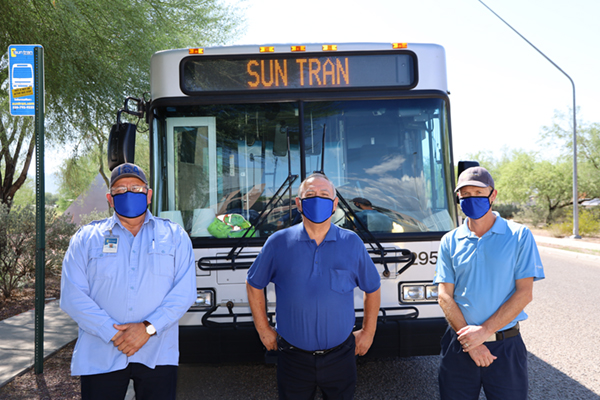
[459,191,493,220]
[112,192,148,218]
[301,196,334,224]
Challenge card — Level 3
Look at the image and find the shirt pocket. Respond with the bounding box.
[150,243,176,279]
[330,269,356,294]
[88,246,119,280]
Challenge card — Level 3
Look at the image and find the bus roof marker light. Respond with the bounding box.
[260,46,275,53]
[189,48,204,54]
[291,46,306,52]
[322,45,338,51]
[392,43,408,49]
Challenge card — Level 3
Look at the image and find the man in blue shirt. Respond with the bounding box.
[247,173,381,400]
[60,163,196,400]
[434,166,545,400]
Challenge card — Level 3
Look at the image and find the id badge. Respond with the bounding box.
[103,236,119,253]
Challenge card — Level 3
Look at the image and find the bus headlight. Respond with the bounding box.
[399,283,438,303]
[191,289,214,310]
[426,285,438,300]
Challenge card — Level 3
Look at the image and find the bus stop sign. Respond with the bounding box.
[8,44,42,116]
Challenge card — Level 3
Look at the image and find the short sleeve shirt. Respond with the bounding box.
[434,213,544,330]
[247,223,381,351]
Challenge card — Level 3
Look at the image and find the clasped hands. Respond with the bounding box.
[457,325,497,367]
[110,322,151,357]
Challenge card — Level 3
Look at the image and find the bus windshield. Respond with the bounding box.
[154,97,455,239]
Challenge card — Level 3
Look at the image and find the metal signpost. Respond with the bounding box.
[8,44,46,373]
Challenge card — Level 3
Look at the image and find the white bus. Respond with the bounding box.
[110,42,460,363]
[11,63,34,89]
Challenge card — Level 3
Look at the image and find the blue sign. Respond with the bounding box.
[8,45,42,116]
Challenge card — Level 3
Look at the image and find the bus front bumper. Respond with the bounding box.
[178,317,447,364]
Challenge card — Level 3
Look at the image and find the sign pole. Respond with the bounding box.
[34,45,46,375]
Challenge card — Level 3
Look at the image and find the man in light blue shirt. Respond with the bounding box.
[60,163,196,400]
[434,166,544,400]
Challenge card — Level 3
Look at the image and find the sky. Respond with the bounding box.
[42,0,600,192]
[228,0,600,163]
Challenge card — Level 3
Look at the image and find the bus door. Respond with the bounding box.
[164,117,217,235]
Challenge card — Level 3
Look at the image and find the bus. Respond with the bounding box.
[109,42,458,363]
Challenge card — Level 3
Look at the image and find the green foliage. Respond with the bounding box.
[0,204,77,300]
[485,147,575,224]
[56,154,100,212]
[11,178,36,206]
[78,209,113,227]
[548,207,600,237]
[45,192,60,207]
[11,177,62,208]
[0,0,245,209]
[540,110,600,199]
[493,203,521,219]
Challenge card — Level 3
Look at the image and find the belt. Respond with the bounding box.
[485,322,520,342]
[277,335,347,356]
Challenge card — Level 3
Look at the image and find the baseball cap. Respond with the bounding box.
[455,166,494,192]
[110,163,148,187]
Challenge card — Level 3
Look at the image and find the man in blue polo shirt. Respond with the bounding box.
[434,166,545,400]
[247,173,381,399]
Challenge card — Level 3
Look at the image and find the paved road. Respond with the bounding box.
[176,248,600,399]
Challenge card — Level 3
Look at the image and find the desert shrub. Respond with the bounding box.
[547,207,600,237]
[494,203,521,219]
[514,205,550,227]
[0,204,77,300]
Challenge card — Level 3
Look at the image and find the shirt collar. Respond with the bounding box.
[297,222,338,242]
[102,210,154,234]
[456,211,506,239]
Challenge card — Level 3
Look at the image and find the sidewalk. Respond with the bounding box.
[0,301,78,388]
[534,234,600,260]
[0,301,135,399]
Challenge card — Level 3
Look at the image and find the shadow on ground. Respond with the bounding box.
[175,352,599,399]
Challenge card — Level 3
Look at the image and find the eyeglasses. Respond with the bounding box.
[110,185,148,196]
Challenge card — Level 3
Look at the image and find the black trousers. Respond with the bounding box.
[80,363,177,400]
[276,334,357,400]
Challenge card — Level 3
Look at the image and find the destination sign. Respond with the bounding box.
[181,52,416,93]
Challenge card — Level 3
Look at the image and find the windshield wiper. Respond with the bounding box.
[335,192,415,277]
[198,127,297,270]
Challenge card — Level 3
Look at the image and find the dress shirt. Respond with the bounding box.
[60,211,196,375]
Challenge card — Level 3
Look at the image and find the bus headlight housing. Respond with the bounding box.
[399,282,439,303]
[191,289,214,310]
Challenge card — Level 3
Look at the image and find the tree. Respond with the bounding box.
[540,110,600,201]
[0,0,244,210]
[11,177,35,206]
[491,149,576,224]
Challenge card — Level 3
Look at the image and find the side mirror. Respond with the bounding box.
[457,160,480,178]
[108,119,136,171]
[455,160,480,203]
[107,97,146,171]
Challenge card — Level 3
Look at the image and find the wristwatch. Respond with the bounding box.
[143,321,156,336]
